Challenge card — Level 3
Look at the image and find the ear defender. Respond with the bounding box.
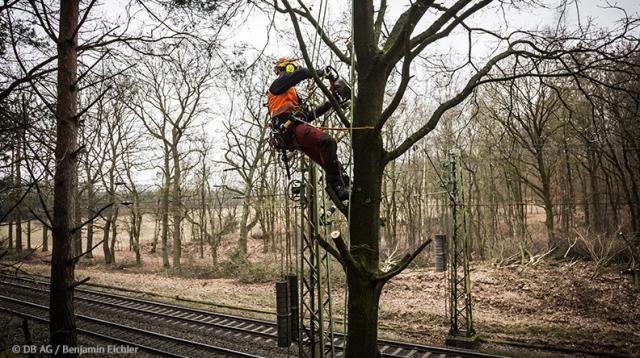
[285,63,295,73]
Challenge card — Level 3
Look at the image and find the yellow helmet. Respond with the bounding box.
[274,57,299,74]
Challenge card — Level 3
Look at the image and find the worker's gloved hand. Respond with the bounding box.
[324,66,337,81]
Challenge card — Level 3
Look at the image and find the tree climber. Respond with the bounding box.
[267,57,350,201]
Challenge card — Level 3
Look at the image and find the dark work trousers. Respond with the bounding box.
[284,122,341,181]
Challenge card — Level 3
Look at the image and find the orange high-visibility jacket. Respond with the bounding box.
[267,87,299,118]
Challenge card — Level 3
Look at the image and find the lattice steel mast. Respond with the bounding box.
[446,149,476,347]
[296,160,336,358]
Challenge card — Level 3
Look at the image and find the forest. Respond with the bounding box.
[1,0,639,357]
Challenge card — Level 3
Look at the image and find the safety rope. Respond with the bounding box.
[318,126,370,131]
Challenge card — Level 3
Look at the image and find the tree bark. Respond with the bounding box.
[587,144,603,233]
[8,222,13,250]
[73,168,81,256]
[8,147,14,250]
[622,147,640,242]
[50,0,79,351]
[42,225,48,252]
[133,212,141,264]
[345,274,384,357]
[15,133,22,253]
[199,168,206,259]
[161,145,171,268]
[561,139,575,236]
[110,206,119,263]
[151,199,160,253]
[26,220,31,250]
[237,192,251,257]
[85,220,93,258]
[171,141,182,270]
[102,215,112,264]
[535,149,558,252]
[345,74,386,356]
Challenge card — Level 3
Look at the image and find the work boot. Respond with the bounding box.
[326,172,350,201]
[327,181,350,201]
[324,160,350,201]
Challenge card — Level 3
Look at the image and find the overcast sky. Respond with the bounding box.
[96,0,640,186]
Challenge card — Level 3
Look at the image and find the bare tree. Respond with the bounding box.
[481,77,565,251]
[221,66,271,258]
[273,0,640,354]
[132,46,214,270]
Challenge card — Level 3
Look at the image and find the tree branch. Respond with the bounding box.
[274,0,351,64]
[325,185,348,216]
[330,231,362,274]
[315,234,345,268]
[382,0,432,64]
[69,238,105,263]
[375,238,432,282]
[280,0,351,127]
[69,277,91,289]
[373,0,387,46]
[0,182,35,223]
[72,203,114,234]
[386,47,515,162]
[28,208,52,231]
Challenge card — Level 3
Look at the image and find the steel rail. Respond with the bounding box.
[0,294,262,358]
[1,279,278,340]
[1,274,508,358]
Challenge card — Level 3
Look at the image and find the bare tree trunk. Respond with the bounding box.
[208,231,219,266]
[26,220,31,250]
[199,168,206,259]
[236,192,258,259]
[129,223,133,251]
[102,216,112,264]
[602,162,617,230]
[161,146,171,268]
[85,221,93,258]
[15,133,22,253]
[110,206,119,263]
[151,199,160,253]
[535,150,558,252]
[622,148,640,242]
[389,162,398,249]
[50,0,79,350]
[74,178,81,256]
[83,166,96,258]
[561,139,575,236]
[8,148,14,250]
[8,222,13,250]
[42,225,48,252]
[344,74,386,356]
[134,212,141,264]
[171,142,182,270]
[578,166,591,227]
[587,145,603,233]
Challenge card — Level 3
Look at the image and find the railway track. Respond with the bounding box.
[0,274,508,358]
[0,294,261,358]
